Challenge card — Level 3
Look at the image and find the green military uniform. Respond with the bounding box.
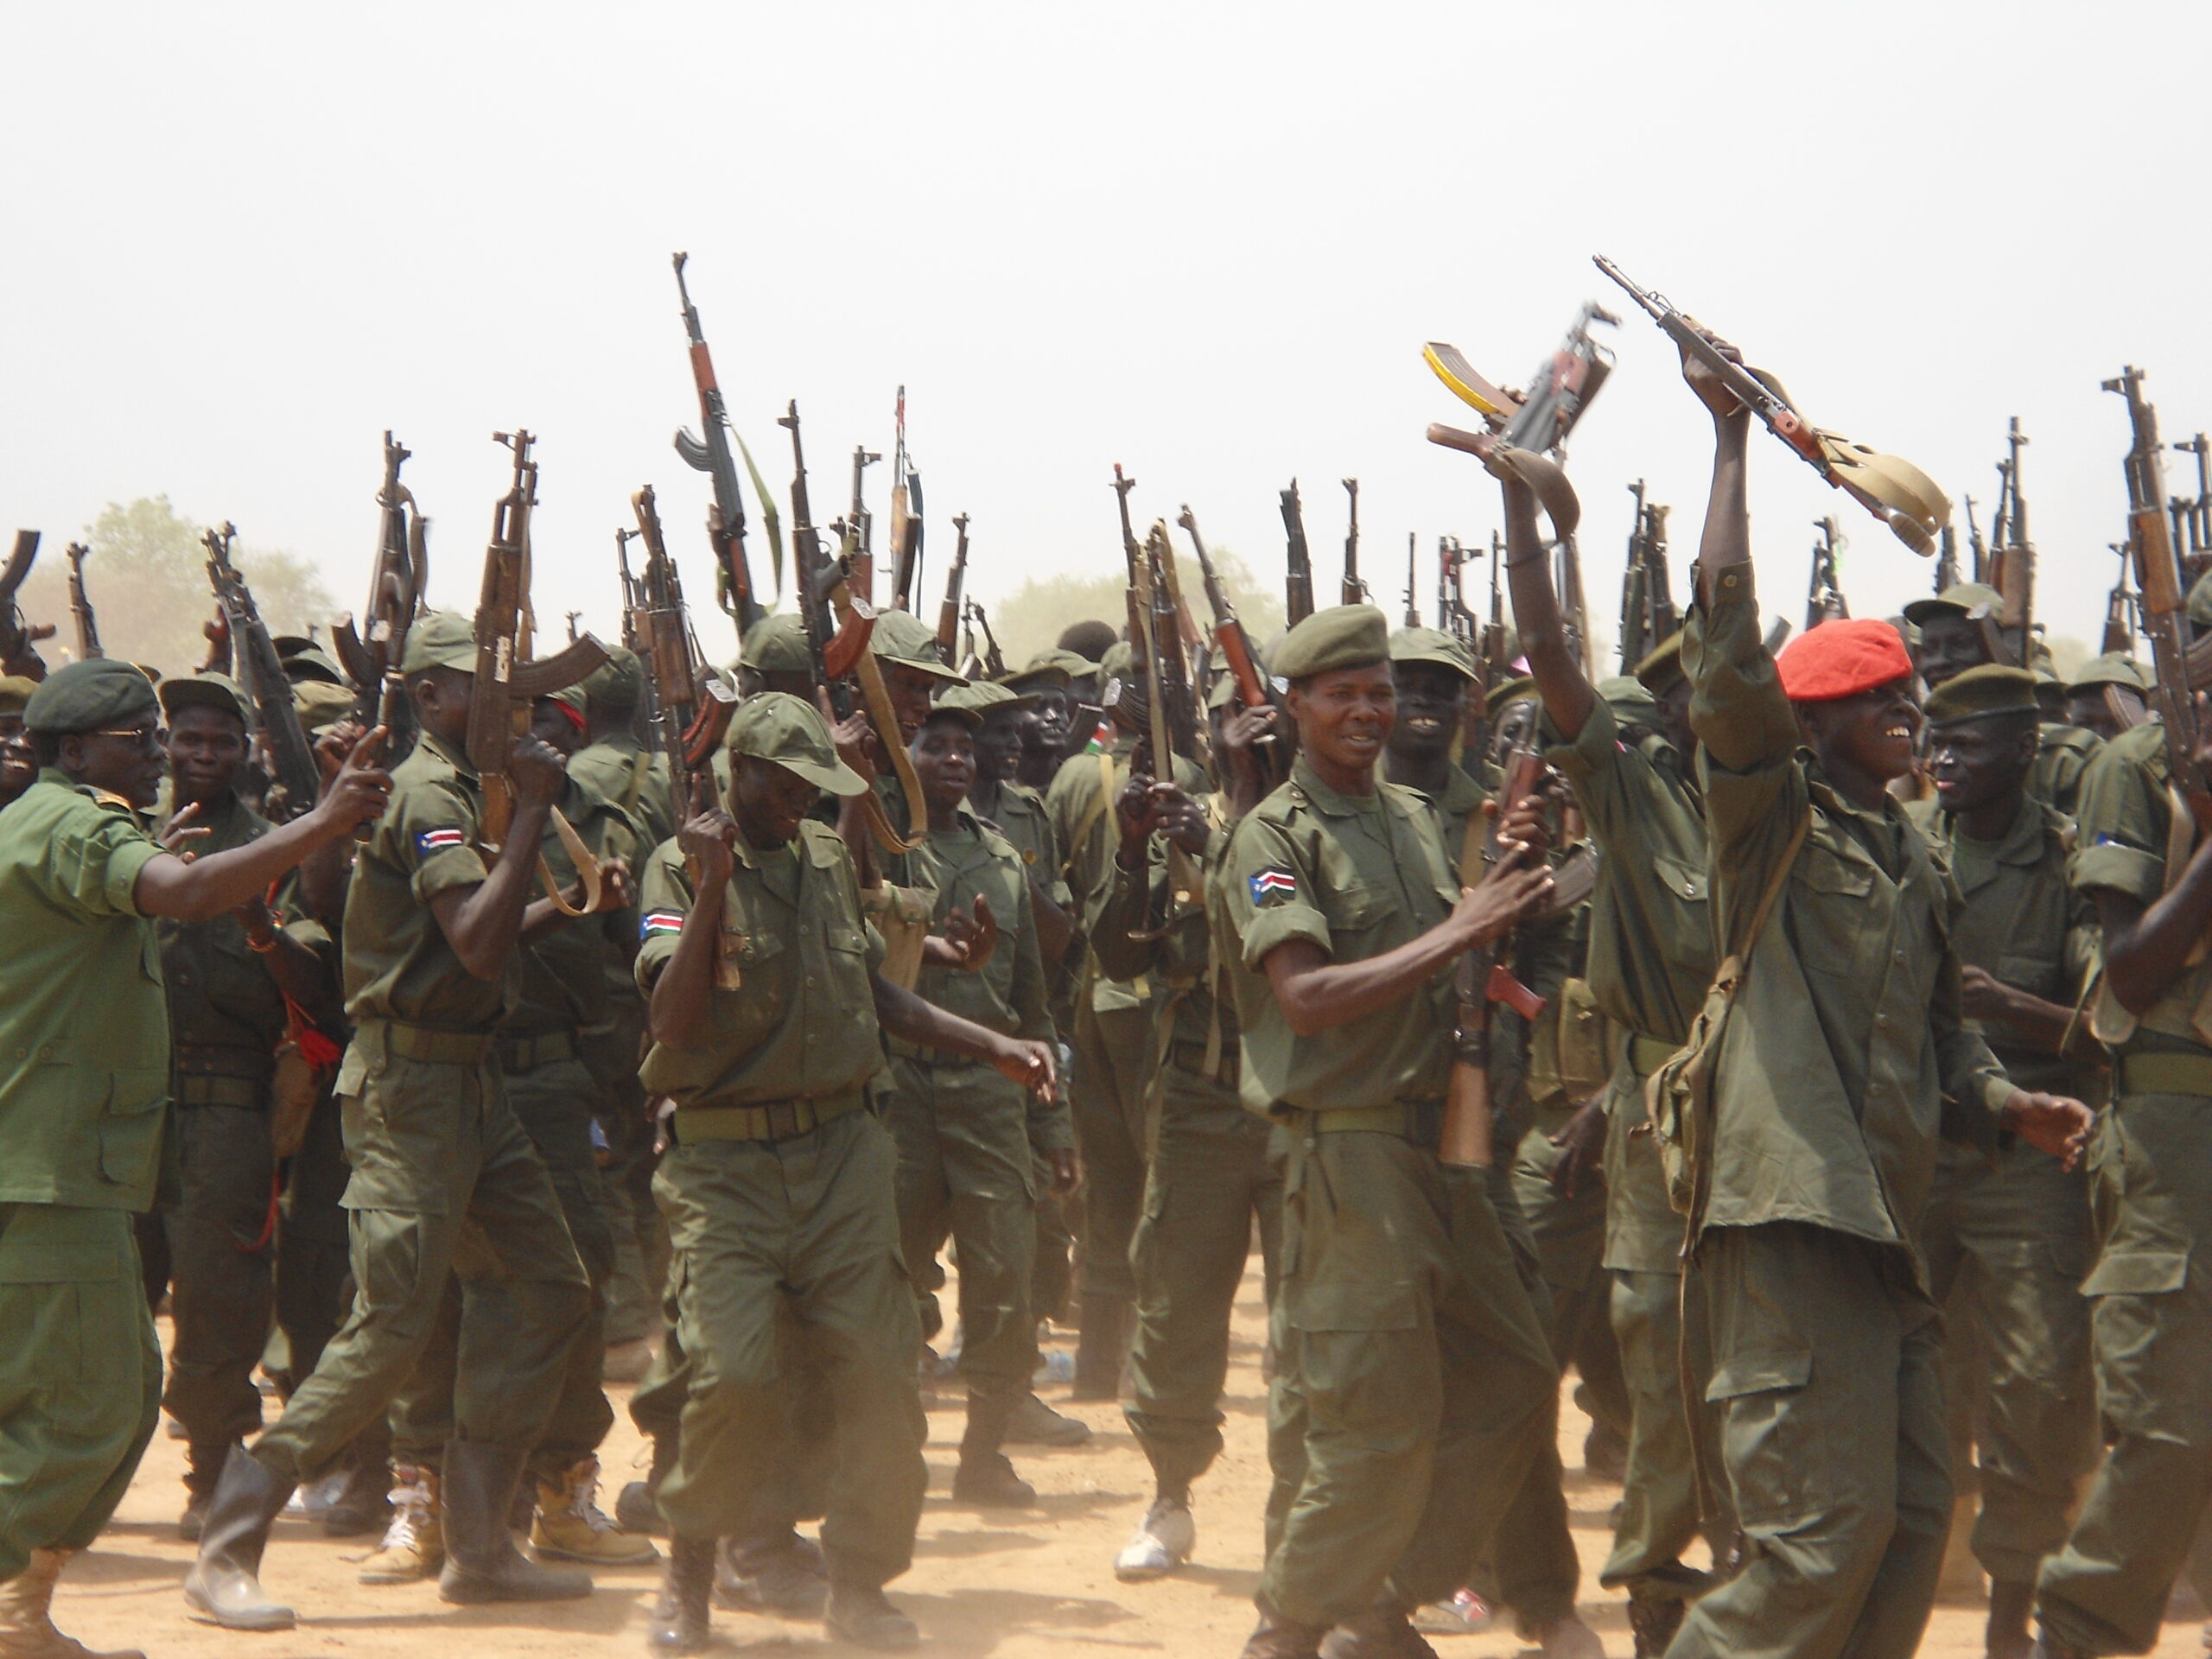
[1673,569,2022,1659]
[2031,723,2102,817]
[1541,677,1736,1624]
[2037,718,2212,1654]
[635,695,926,1586]
[0,728,169,1583]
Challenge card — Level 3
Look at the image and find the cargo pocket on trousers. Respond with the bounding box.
[0,1232,124,1384]
[2081,1251,2202,1442]
[1707,1345,1818,1526]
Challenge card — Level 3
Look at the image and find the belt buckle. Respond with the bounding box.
[766,1101,800,1140]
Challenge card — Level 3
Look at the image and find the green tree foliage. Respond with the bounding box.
[989,543,1286,670]
[16,497,334,677]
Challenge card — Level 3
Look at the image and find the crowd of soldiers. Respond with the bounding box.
[0,330,2208,1659]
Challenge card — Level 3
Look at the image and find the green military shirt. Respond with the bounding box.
[1219,758,1459,1116]
[342,730,512,1033]
[2031,722,2101,817]
[978,779,1069,909]
[1685,567,2012,1279]
[157,791,289,1055]
[1047,732,1206,1015]
[568,734,676,859]
[635,817,887,1111]
[0,772,169,1210]
[504,773,637,1037]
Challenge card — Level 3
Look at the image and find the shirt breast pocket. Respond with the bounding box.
[1998,950,2062,1001]
[1319,881,1391,939]
[822,921,873,1007]
[1793,846,1878,980]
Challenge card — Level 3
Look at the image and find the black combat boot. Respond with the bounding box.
[435,1441,590,1605]
[825,1580,920,1649]
[951,1390,1037,1507]
[1321,1602,1438,1659]
[617,1429,678,1537]
[715,1529,828,1618]
[1239,1608,1328,1659]
[181,1445,299,1630]
[647,1536,715,1653]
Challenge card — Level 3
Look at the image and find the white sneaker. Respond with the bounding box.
[1113,1497,1195,1581]
[1535,1614,1605,1659]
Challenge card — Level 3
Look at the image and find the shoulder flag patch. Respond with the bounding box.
[414,827,467,857]
[1249,867,1298,904]
[640,910,686,940]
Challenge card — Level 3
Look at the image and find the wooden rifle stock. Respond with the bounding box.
[938,515,969,666]
[1281,480,1314,626]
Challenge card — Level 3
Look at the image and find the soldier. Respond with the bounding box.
[1904,664,2101,1659]
[2063,654,2150,745]
[633,694,1053,1653]
[0,676,34,812]
[1905,582,2008,692]
[1003,649,1097,787]
[1664,341,2090,1659]
[183,612,607,1630]
[0,657,387,1659]
[1219,605,1569,1659]
[735,613,815,704]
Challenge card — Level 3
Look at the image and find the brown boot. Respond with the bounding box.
[1987,1582,2035,1659]
[0,1550,145,1659]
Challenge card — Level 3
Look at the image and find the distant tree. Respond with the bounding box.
[16,496,334,677]
[990,544,1287,671]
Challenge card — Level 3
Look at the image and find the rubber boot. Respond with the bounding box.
[321,1446,393,1538]
[617,1430,677,1537]
[181,1445,298,1630]
[435,1441,592,1605]
[1628,1596,1687,1659]
[1071,1293,1131,1402]
[0,1549,146,1659]
[647,1537,715,1654]
[1320,1602,1438,1659]
[1988,1580,2036,1659]
[952,1390,1037,1507]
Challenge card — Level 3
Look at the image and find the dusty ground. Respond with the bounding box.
[48,1257,2212,1658]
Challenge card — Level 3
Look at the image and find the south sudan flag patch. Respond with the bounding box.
[1249,867,1298,904]
[414,827,467,857]
[640,910,685,939]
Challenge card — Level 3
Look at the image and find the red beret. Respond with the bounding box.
[1776,618,1915,702]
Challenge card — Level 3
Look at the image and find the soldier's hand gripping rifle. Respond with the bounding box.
[1340,478,1365,605]
[464,430,613,914]
[1281,480,1315,626]
[1806,517,1851,632]
[938,513,969,667]
[630,485,739,824]
[334,430,429,749]
[204,523,321,818]
[1179,505,1275,751]
[671,252,766,637]
[65,542,102,661]
[0,531,55,679]
[1592,255,1950,556]
[964,599,1007,681]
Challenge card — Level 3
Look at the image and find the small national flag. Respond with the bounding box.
[414,827,467,858]
[640,910,686,940]
[1249,867,1298,904]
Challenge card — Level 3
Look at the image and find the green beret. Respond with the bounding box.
[1006,647,1096,691]
[1388,626,1478,682]
[1924,663,2040,727]
[739,613,812,676]
[24,658,160,735]
[2189,569,2212,630]
[1486,675,1535,715]
[1274,604,1389,682]
[869,608,966,683]
[583,645,645,712]
[725,691,866,797]
[1902,582,2004,628]
[399,611,476,675]
[2069,652,2151,693]
[0,675,36,717]
[158,673,255,729]
[1634,632,1686,692]
[292,678,360,734]
[938,681,1034,717]
[278,643,349,687]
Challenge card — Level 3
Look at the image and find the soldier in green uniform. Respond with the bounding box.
[633,694,1054,1653]
[0,658,388,1659]
[2063,654,2151,746]
[1902,665,2102,1659]
[1218,605,1573,1659]
[1096,676,1286,1582]
[0,676,35,812]
[1005,649,1097,790]
[734,612,816,702]
[1664,346,2090,1659]
[183,612,611,1630]
[1903,583,2099,812]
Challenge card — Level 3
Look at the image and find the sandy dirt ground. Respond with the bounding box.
[45,1256,2211,1659]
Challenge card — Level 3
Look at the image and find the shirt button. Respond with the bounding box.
[806,977,817,989]
[1875,1014,1889,1027]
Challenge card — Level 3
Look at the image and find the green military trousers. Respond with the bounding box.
[1124,1077,1284,1496]
[887,1056,1039,1401]
[162,1101,278,1465]
[2039,1091,2212,1656]
[1511,1120,1631,1443]
[1070,1000,1155,1301]
[653,1106,926,1588]
[389,1048,617,1482]
[581,1004,667,1349]
[249,1028,592,1484]
[1669,1222,1949,1659]
[1258,1122,1564,1629]
[0,1205,162,1582]
[1923,1139,2094,1591]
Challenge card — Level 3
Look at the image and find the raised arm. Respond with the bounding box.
[1501,476,1596,741]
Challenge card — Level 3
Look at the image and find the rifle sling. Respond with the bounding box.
[480,778,606,920]
[849,643,926,855]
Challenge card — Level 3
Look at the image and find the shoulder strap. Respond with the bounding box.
[618,748,653,814]
[1060,751,1122,880]
[1727,806,1811,969]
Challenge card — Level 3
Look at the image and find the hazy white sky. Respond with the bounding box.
[7,3,2209,665]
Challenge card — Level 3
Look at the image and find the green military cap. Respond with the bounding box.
[1274,604,1389,681]
[1005,647,1095,690]
[869,607,966,683]
[546,683,587,717]
[1205,638,1272,711]
[1099,641,1135,683]
[938,681,1035,717]
[1923,663,2040,727]
[1486,675,1535,715]
[292,677,360,734]
[399,611,476,674]
[1902,581,2004,628]
[278,642,349,686]
[2189,569,2212,629]
[0,674,36,716]
[1388,626,1478,682]
[583,645,645,711]
[918,701,984,732]
[1598,675,1655,707]
[23,657,160,734]
[1634,631,1686,692]
[725,690,867,796]
[739,613,812,676]
[158,672,255,729]
[2069,652,2152,693]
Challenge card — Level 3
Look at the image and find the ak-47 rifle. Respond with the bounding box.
[938,514,969,667]
[1403,531,1421,627]
[2102,541,2139,657]
[1113,467,1148,662]
[615,528,645,647]
[1,531,54,679]
[1593,255,1951,555]
[464,430,613,914]
[1806,517,1850,632]
[1617,480,1677,673]
[1127,521,1205,941]
[1935,521,1961,594]
[849,445,880,606]
[1994,417,2035,662]
[204,523,321,819]
[1340,479,1365,605]
[1964,495,1988,585]
[2105,367,2209,814]
[964,600,1007,682]
[66,543,102,660]
[1179,505,1273,734]
[670,252,766,636]
[889,386,925,609]
[334,431,429,750]
[629,484,739,823]
[1437,536,1462,638]
[1484,531,1510,696]
[2174,432,2211,585]
[1281,480,1314,626]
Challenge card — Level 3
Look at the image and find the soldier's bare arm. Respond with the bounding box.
[427,731,563,981]
[1501,474,1596,741]
[646,810,735,1048]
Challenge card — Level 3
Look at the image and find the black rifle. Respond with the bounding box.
[1403,531,1421,627]
[1281,480,1314,626]
[66,543,102,660]
[1113,467,1147,663]
[2175,432,2212,585]
[0,531,54,679]
[630,485,738,822]
[1965,494,1988,585]
[671,252,764,636]
[1806,517,1850,632]
[204,523,321,818]
[2101,541,2139,656]
[965,599,1007,681]
[1994,416,2034,662]
[1341,478,1365,604]
[889,385,925,608]
[1935,521,1961,594]
[1127,520,1205,941]
[1618,480,1676,673]
[333,430,429,749]
[615,526,645,647]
